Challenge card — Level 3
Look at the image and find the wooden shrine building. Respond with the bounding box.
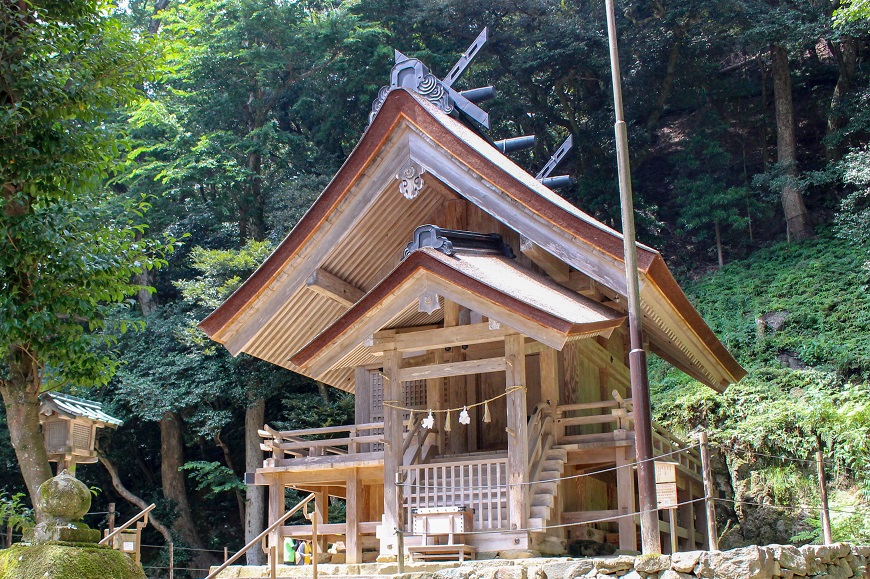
[201,84,745,562]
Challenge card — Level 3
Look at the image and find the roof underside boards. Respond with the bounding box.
[291,248,627,379]
[199,88,745,392]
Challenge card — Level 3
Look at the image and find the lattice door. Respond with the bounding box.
[369,370,427,451]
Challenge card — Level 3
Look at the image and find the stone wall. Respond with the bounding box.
[213,543,870,579]
[432,544,870,579]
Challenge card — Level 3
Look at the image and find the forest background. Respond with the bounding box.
[2,0,870,576]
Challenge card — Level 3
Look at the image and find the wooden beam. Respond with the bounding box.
[520,236,571,284]
[371,322,518,353]
[505,334,528,531]
[398,357,506,382]
[306,268,365,308]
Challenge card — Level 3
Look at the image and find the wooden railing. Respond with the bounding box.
[205,493,316,579]
[554,392,702,480]
[401,413,437,467]
[527,402,556,483]
[401,456,508,531]
[652,422,703,477]
[99,503,154,562]
[259,422,385,459]
[555,396,633,444]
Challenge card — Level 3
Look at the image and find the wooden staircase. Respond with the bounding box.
[528,443,569,531]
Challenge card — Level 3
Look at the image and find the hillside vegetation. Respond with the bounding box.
[652,233,870,546]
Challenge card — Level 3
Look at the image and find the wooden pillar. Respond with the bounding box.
[355,367,371,453]
[676,481,693,551]
[315,488,329,552]
[346,470,363,564]
[465,373,478,452]
[426,349,445,455]
[268,478,285,564]
[616,446,638,551]
[381,348,402,556]
[698,431,718,550]
[504,334,528,531]
[540,345,559,409]
[443,300,468,454]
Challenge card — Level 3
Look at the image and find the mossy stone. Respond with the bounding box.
[0,543,146,579]
[36,470,91,522]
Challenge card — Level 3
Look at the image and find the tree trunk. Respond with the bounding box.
[160,411,215,571]
[715,221,724,268]
[244,397,266,565]
[646,31,682,131]
[825,37,857,163]
[215,430,246,527]
[770,45,813,241]
[1,347,52,519]
[247,151,266,242]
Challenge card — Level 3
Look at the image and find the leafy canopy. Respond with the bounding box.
[0,0,172,389]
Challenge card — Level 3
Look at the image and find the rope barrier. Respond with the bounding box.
[383,386,525,414]
[711,443,867,479]
[712,496,866,516]
[140,543,229,553]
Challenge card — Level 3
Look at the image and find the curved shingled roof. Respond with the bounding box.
[199,88,745,392]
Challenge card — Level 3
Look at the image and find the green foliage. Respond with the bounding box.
[179,461,246,499]
[0,0,172,388]
[175,241,275,309]
[836,144,870,271]
[278,392,355,433]
[651,233,870,543]
[676,234,870,374]
[834,0,870,25]
[792,490,870,544]
[0,492,34,533]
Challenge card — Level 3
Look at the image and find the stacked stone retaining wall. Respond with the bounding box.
[213,543,869,579]
[436,543,869,579]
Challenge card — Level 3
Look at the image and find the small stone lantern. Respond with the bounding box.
[39,392,123,475]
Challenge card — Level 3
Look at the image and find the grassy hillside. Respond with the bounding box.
[650,232,870,546]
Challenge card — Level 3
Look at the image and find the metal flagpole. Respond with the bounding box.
[603,0,662,555]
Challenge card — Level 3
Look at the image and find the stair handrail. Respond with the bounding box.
[204,493,316,579]
[401,412,423,458]
[528,403,557,484]
[527,402,554,463]
[99,503,155,546]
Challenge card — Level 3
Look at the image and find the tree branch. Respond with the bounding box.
[98,451,174,544]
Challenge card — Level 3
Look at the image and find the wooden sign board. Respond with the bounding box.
[655,461,678,484]
[656,482,678,509]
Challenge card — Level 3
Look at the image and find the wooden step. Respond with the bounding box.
[538,469,561,481]
[528,517,545,531]
[407,544,477,562]
[530,504,550,520]
[531,493,555,508]
[540,459,563,472]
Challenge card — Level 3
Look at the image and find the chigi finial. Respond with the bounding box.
[370,27,574,190]
[369,28,494,127]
